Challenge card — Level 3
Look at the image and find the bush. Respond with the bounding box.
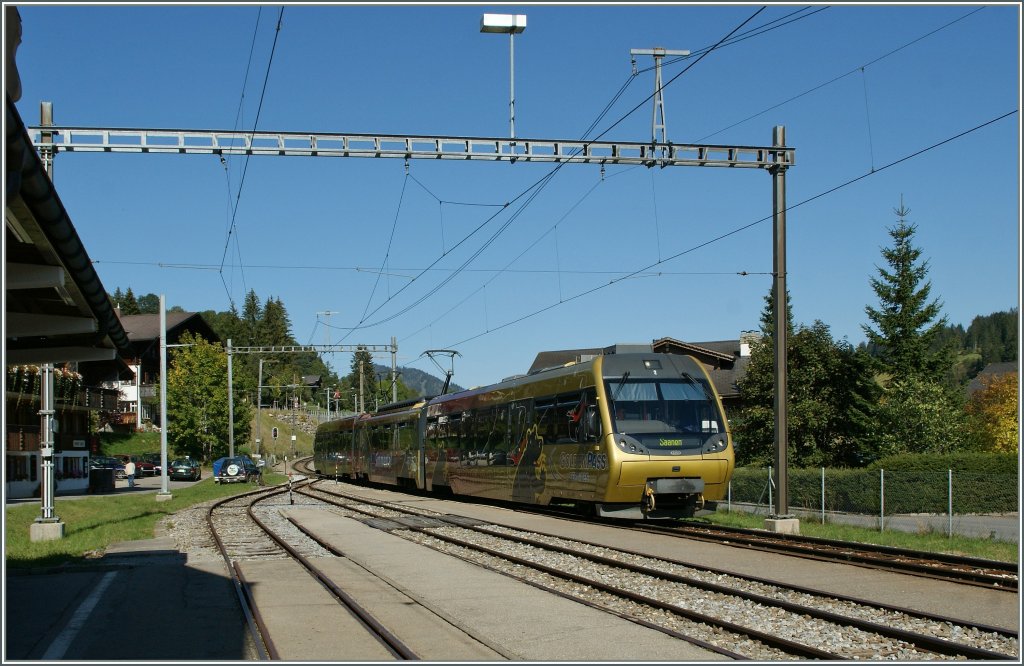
[730,452,1017,515]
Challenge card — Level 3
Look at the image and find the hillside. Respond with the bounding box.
[373,363,464,397]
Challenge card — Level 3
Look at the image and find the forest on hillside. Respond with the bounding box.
[111,284,1016,398]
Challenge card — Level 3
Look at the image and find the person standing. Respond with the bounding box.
[125,458,136,488]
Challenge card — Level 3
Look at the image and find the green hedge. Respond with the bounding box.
[730,453,1017,514]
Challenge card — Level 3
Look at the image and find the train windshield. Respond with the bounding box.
[606,376,723,450]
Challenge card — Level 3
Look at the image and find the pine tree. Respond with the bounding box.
[241,289,263,346]
[348,346,376,412]
[121,287,141,315]
[862,198,953,384]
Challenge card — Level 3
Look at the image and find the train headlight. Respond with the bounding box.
[616,434,645,454]
[702,436,728,454]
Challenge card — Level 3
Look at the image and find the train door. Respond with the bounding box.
[509,398,542,503]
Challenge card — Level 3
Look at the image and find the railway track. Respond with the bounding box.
[303,480,1019,661]
[300,458,1018,593]
[640,520,1020,591]
[206,483,419,660]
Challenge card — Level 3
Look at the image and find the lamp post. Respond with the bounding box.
[480,13,526,143]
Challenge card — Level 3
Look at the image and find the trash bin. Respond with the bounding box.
[89,468,115,494]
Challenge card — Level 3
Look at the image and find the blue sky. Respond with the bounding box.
[11,3,1021,389]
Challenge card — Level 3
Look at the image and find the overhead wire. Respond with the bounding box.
[217,6,285,309]
[444,109,1018,348]
[332,7,769,340]
[695,6,986,142]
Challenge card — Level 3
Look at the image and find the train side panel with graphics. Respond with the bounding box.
[313,350,734,519]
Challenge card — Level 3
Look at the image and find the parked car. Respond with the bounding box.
[214,456,260,484]
[90,456,127,479]
[113,454,156,477]
[168,458,202,481]
[143,453,163,475]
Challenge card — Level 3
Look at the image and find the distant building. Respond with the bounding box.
[966,362,1019,397]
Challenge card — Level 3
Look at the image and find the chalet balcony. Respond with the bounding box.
[5,385,121,411]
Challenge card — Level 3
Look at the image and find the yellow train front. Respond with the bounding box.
[314,348,734,519]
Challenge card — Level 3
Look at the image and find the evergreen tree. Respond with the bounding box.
[241,289,263,346]
[111,287,124,311]
[348,346,376,412]
[862,199,953,384]
[121,287,141,315]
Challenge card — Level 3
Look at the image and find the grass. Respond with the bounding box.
[5,471,286,569]
[699,509,1019,563]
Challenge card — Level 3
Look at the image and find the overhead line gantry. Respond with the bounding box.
[29,117,798,528]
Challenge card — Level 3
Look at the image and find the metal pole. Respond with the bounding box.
[821,467,826,524]
[38,364,56,521]
[159,295,169,496]
[947,469,953,538]
[509,31,515,142]
[880,468,885,532]
[257,358,263,457]
[40,101,53,180]
[771,125,790,518]
[768,465,773,513]
[391,336,398,404]
[227,338,234,458]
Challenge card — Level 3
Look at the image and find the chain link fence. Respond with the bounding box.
[725,467,1019,540]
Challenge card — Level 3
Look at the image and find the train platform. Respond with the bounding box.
[4,508,727,662]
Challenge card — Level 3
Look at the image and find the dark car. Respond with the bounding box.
[168,458,201,481]
[214,456,260,484]
[143,453,164,475]
[90,456,127,479]
[115,455,154,477]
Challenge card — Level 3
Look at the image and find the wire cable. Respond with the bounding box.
[334,8,770,340]
[217,6,285,308]
[443,109,1018,348]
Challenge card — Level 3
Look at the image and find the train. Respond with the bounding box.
[313,345,734,519]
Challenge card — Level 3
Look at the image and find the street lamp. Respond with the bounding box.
[480,13,526,142]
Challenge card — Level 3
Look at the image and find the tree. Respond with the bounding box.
[870,375,967,457]
[348,346,377,411]
[965,372,1019,454]
[734,291,878,467]
[166,332,252,461]
[137,292,160,314]
[120,287,141,315]
[862,199,953,384]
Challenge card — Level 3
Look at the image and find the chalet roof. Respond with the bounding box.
[966,361,1019,396]
[117,312,218,343]
[652,336,736,363]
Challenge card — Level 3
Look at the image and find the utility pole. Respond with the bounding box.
[359,360,365,414]
[227,338,234,458]
[391,336,398,404]
[30,363,63,541]
[317,310,338,372]
[256,358,265,457]
[157,294,171,501]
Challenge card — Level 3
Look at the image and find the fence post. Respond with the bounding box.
[768,465,773,513]
[948,469,953,538]
[880,468,885,532]
[821,467,825,524]
[727,480,732,513]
